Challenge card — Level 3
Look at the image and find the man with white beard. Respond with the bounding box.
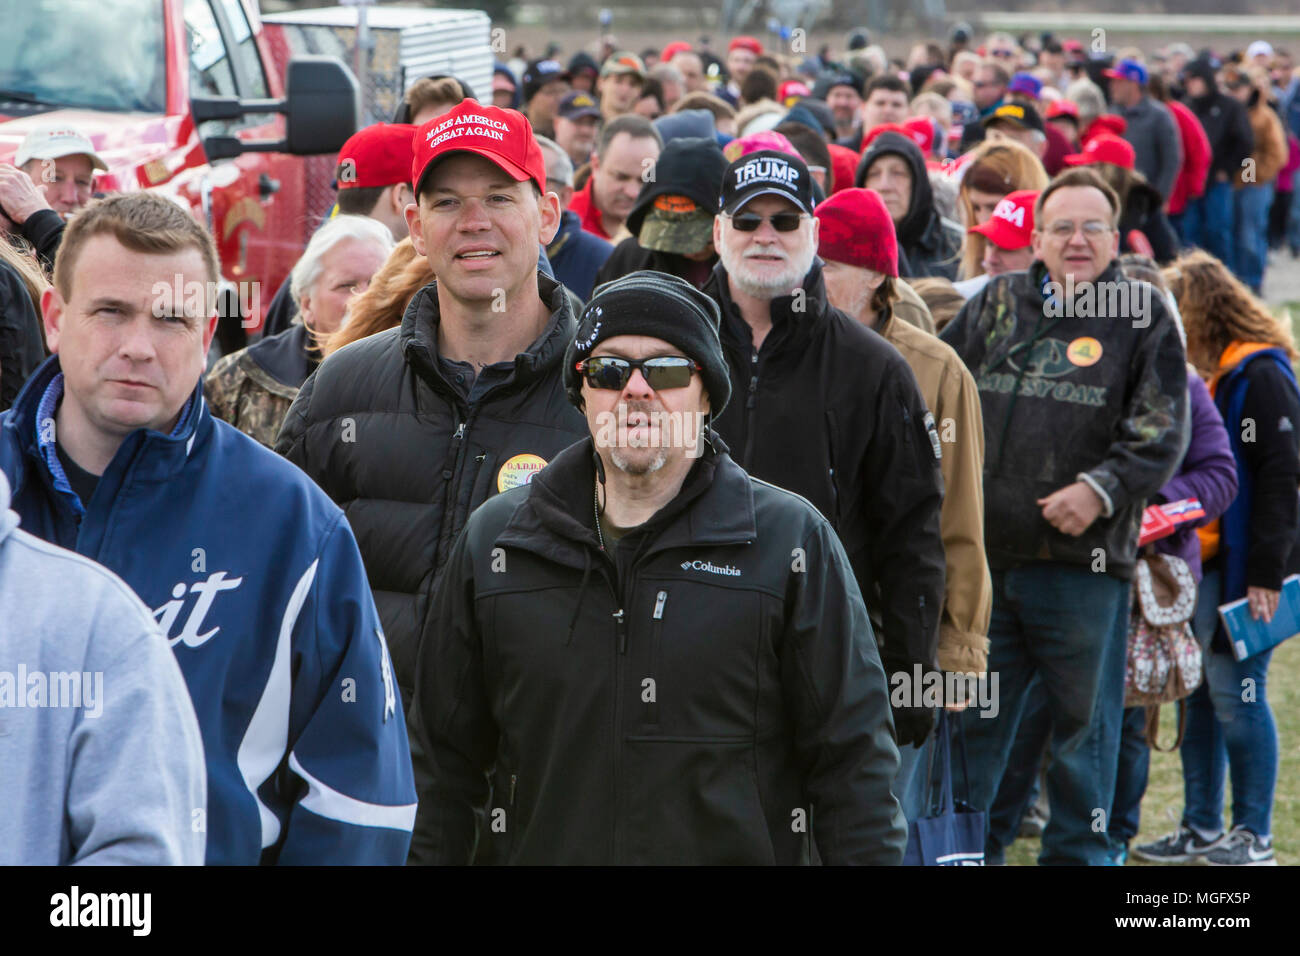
[703,150,948,754]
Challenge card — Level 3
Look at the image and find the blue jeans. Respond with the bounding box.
[1289,187,1300,252]
[1180,180,1236,274]
[955,563,1131,865]
[1180,569,1280,838]
[1110,706,1150,844]
[987,675,1050,856]
[1234,184,1274,294]
[895,739,927,822]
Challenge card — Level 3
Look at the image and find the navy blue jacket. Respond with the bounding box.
[0,358,417,864]
[547,209,614,302]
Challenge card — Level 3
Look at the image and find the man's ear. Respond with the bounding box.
[589,150,601,173]
[1031,230,1044,260]
[406,198,425,254]
[712,214,724,250]
[41,285,64,354]
[538,189,562,244]
[810,215,820,252]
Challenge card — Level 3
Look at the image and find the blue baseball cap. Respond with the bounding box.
[1104,58,1148,86]
[1008,72,1043,99]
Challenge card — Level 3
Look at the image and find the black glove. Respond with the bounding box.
[883,657,940,749]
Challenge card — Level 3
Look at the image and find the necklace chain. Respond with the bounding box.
[594,481,606,552]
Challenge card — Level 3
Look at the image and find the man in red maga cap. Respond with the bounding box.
[277,102,591,864]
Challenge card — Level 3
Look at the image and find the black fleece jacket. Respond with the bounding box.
[703,260,946,675]
[411,436,907,865]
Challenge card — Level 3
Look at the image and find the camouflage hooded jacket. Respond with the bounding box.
[204,323,317,449]
[939,259,1189,580]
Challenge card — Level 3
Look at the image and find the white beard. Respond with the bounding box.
[720,234,817,300]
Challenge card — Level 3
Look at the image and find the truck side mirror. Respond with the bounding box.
[192,56,360,161]
[283,57,361,155]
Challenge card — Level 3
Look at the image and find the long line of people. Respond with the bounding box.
[3,25,1299,866]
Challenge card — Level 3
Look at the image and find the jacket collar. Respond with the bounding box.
[707,257,833,355]
[399,272,576,398]
[495,432,756,571]
[5,354,210,506]
[246,322,316,389]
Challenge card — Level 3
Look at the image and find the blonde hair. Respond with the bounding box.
[322,239,432,356]
[957,139,1049,279]
[1,239,50,311]
[1164,248,1297,377]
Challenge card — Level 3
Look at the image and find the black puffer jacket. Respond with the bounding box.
[276,274,588,701]
[412,436,907,865]
[855,131,963,280]
[703,260,946,678]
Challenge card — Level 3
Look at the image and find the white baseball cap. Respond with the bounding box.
[13,127,107,171]
[1247,41,1274,61]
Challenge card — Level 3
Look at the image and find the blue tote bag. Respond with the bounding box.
[902,711,986,866]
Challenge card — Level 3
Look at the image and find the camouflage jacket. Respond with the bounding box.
[204,323,316,449]
[939,260,1189,579]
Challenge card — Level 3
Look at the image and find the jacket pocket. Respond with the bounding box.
[623,736,776,864]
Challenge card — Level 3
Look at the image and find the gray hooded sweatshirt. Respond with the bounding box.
[0,471,206,865]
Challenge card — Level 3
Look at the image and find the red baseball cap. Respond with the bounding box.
[336,123,417,189]
[1063,133,1136,170]
[1044,99,1079,121]
[860,122,909,151]
[969,189,1038,250]
[662,41,693,63]
[729,36,763,56]
[411,100,546,196]
[901,116,937,156]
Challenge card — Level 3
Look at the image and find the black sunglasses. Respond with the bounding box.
[728,211,807,232]
[575,356,700,390]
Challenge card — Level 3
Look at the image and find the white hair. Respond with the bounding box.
[290,214,395,310]
[534,133,574,187]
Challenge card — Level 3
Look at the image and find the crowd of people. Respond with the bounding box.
[2,22,1300,866]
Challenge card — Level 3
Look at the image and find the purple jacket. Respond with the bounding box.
[1152,368,1238,580]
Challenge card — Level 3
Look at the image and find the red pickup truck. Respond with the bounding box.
[0,0,358,334]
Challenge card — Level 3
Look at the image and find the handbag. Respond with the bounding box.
[1124,552,1203,751]
[902,710,986,866]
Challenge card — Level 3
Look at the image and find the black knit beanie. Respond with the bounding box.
[564,271,731,416]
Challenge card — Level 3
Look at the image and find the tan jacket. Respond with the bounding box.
[879,303,992,674]
[1237,101,1287,188]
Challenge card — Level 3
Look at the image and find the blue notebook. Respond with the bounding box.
[1217,574,1300,661]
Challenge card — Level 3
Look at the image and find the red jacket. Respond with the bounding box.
[567,177,613,240]
[1167,100,1212,215]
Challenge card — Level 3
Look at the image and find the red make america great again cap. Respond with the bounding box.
[411,101,546,196]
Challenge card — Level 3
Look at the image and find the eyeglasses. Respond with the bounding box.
[726,211,808,232]
[575,356,701,390]
[1042,219,1113,239]
[991,49,1017,58]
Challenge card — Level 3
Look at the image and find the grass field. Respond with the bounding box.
[1005,299,1300,866]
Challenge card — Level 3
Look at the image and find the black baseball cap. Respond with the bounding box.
[522,59,571,102]
[981,102,1045,134]
[720,150,816,216]
[558,90,601,121]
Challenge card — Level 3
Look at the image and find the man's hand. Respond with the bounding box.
[1247,586,1280,624]
[0,163,52,226]
[1037,481,1104,536]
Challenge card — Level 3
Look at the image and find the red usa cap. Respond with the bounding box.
[336,123,417,189]
[1063,132,1135,170]
[411,101,546,196]
[969,189,1038,250]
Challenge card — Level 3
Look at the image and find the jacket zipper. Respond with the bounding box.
[649,590,667,724]
[743,348,759,470]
